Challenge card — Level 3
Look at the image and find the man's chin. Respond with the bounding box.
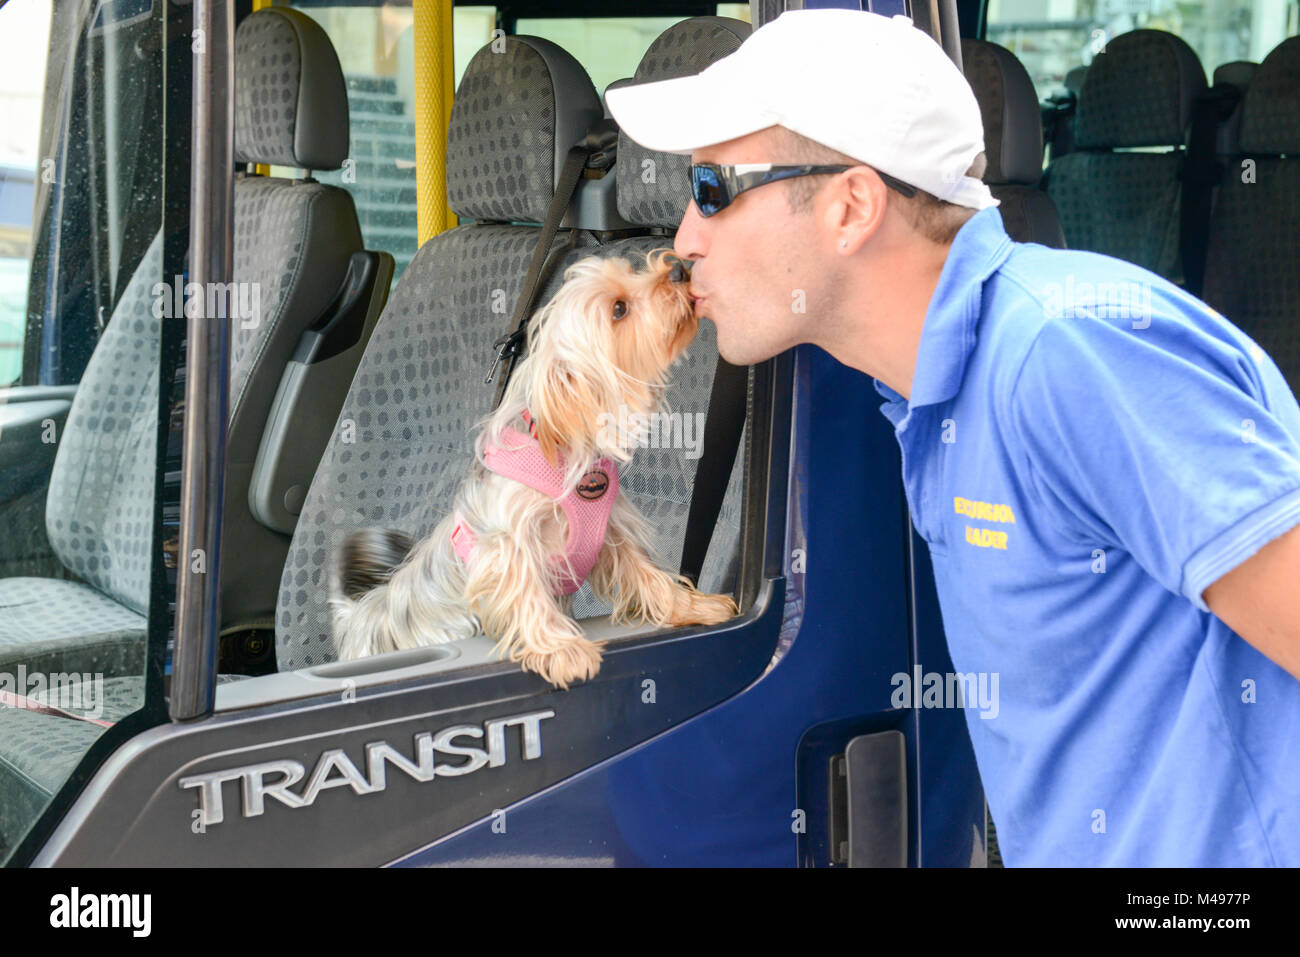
[715,336,755,368]
[711,315,769,367]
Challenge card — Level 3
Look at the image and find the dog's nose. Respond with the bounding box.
[668,258,692,283]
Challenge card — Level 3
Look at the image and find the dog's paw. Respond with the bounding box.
[521,637,604,691]
[668,589,739,627]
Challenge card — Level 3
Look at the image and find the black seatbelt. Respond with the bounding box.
[1180,83,1243,297]
[486,120,619,409]
[679,354,748,587]
[1041,91,1077,163]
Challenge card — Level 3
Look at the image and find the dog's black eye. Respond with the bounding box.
[612,300,628,320]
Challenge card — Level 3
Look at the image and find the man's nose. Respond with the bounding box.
[673,200,707,265]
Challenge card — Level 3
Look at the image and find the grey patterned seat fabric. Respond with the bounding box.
[1044,30,1206,281]
[276,20,750,670]
[222,7,365,631]
[0,579,147,676]
[0,675,145,852]
[0,232,163,678]
[961,39,1065,248]
[1203,38,1300,395]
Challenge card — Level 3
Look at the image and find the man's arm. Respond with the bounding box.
[1006,303,1300,684]
[1203,522,1300,682]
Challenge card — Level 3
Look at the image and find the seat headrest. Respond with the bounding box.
[610,16,751,228]
[1074,30,1205,149]
[446,36,602,223]
[1213,59,1258,92]
[961,40,1044,187]
[1239,38,1300,155]
[234,8,349,170]
[1210,61,1258,156]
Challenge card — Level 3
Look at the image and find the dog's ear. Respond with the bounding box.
[535,413,563,469]
[531,366,589,468]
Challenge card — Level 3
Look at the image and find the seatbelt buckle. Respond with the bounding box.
[485,328,526,385]
[581,120,619,173]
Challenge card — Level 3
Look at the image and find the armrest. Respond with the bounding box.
[0,385,78,404]
[248,250,394,534]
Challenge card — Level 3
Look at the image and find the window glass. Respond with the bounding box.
[985,0,1300,100]
[273,4,497,282]
[455,5,498,87]
[0,0,172,863]
[516,16,697,94]
[0,0,53,387]
[518,5,751,95]
[288,3,423,281]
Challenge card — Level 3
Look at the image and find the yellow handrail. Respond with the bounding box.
[252,0,271,177]
[413,0,458,245]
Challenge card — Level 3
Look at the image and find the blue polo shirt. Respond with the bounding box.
[875,206,1300,866]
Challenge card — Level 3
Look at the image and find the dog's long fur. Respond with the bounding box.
[329,249,738,689]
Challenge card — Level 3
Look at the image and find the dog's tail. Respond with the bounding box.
[335,528,415,600]
[330,528,415,660]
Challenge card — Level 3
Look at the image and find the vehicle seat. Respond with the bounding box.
[1044,30,1206,281]
[0,673,151,855]
[1203,38,1300,394]
[961,39,1066,247]
[1210,60,1259,156]
[222,6,367,634]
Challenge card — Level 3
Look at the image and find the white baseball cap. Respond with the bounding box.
[605,9,997,211]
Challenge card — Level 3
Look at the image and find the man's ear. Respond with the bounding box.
[827,166,889,254]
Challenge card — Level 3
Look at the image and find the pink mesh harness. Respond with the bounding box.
[451,410,619,594]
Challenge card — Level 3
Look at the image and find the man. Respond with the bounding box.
[607,9,1300,866]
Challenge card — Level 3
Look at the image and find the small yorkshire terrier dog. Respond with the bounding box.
[329,249,739,689]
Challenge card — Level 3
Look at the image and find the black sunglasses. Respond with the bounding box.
[688,162,918,217]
